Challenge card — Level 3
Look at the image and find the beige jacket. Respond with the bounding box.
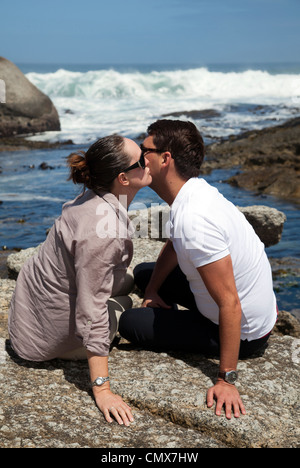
[8,190,133,361]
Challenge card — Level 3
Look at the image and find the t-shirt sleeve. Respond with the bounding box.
[183,213,230,268]
[74,234,122,356]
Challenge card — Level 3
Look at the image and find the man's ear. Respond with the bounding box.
[117,172,130,186]
[161,151,172,167]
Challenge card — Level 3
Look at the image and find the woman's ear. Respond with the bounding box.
[117,172,130,186]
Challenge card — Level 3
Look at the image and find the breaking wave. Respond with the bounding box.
[25,66,300,144]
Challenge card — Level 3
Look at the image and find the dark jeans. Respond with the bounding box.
[119,263,271,358]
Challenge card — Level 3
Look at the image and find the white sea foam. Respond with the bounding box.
[25,67,300,144]
[0,193,65,203]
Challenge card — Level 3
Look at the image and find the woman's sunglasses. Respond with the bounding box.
[123,151,146,173]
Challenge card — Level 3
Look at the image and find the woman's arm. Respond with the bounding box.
[87,351,134,426]
[75,233,134,425]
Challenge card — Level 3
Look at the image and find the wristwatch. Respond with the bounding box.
[91,376,110,387]
[218,370,238,385]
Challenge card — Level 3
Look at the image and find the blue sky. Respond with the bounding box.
[1,0,300,65]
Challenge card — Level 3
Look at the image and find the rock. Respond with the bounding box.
[227,166,300,200]
[0,250,11,279]
[0,57,60,137]
[204,117,300,201]
[109,335,300,448]
[162,109,222,119]
[0,330,299,447]
[0,137,73,153]
[0,239,299,448]
[7,245,41,280]
[0,338,226,448]
[237,205,286,247]
[128,204,286,247]
[273,310,300,338]
[38,162,55,170]
[0,279,16,314]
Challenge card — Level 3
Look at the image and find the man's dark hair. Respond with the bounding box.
[147,119,205,179]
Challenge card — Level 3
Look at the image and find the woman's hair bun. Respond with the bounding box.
[67,151,91,186]
[66,135,131,192]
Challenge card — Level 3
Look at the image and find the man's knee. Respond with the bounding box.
[119,308,141,341]
[133,262,155,291]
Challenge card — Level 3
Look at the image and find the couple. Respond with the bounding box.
[8,120,277,426]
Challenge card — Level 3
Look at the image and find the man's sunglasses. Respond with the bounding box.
[140,144,166,156]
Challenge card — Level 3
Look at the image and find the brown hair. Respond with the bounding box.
[147,119,205,179]
[67,135,131,192]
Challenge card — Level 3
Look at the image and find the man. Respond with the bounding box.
[119,120,277,419]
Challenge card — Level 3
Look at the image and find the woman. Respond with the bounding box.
[8,135,152,426]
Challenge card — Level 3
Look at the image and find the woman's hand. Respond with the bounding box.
[93,387,134,426]
[87,352,134,426]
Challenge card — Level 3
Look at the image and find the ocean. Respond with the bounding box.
[0,62,299,315]
[20,62,300,144]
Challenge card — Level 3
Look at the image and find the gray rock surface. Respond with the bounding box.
[1,238,299,448]
[0,57,60,137]
[7,246,41,280]
[0,331,299,448]
[238,205,286,248]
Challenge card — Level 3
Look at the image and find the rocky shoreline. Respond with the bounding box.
[1,116,300,202]
[0,136,73,153]
[203,117,300,202]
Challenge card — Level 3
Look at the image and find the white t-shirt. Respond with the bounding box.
[169,178,277,341]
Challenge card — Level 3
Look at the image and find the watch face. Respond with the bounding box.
[96,377,104,385]
[226,371,238,384]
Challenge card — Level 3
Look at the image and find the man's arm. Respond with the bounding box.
[197,254,246,419]
[142,239,178,308]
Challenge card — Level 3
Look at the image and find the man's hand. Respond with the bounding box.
[207,380,246,419]
[142,289,171,309]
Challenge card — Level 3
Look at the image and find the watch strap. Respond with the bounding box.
[218,370,238,384]
[218,371,227,380]
[92,376,110,387]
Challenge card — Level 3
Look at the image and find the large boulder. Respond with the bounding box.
[128,204,286,247]
[0,57,60,137]
[238,205,286,248]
